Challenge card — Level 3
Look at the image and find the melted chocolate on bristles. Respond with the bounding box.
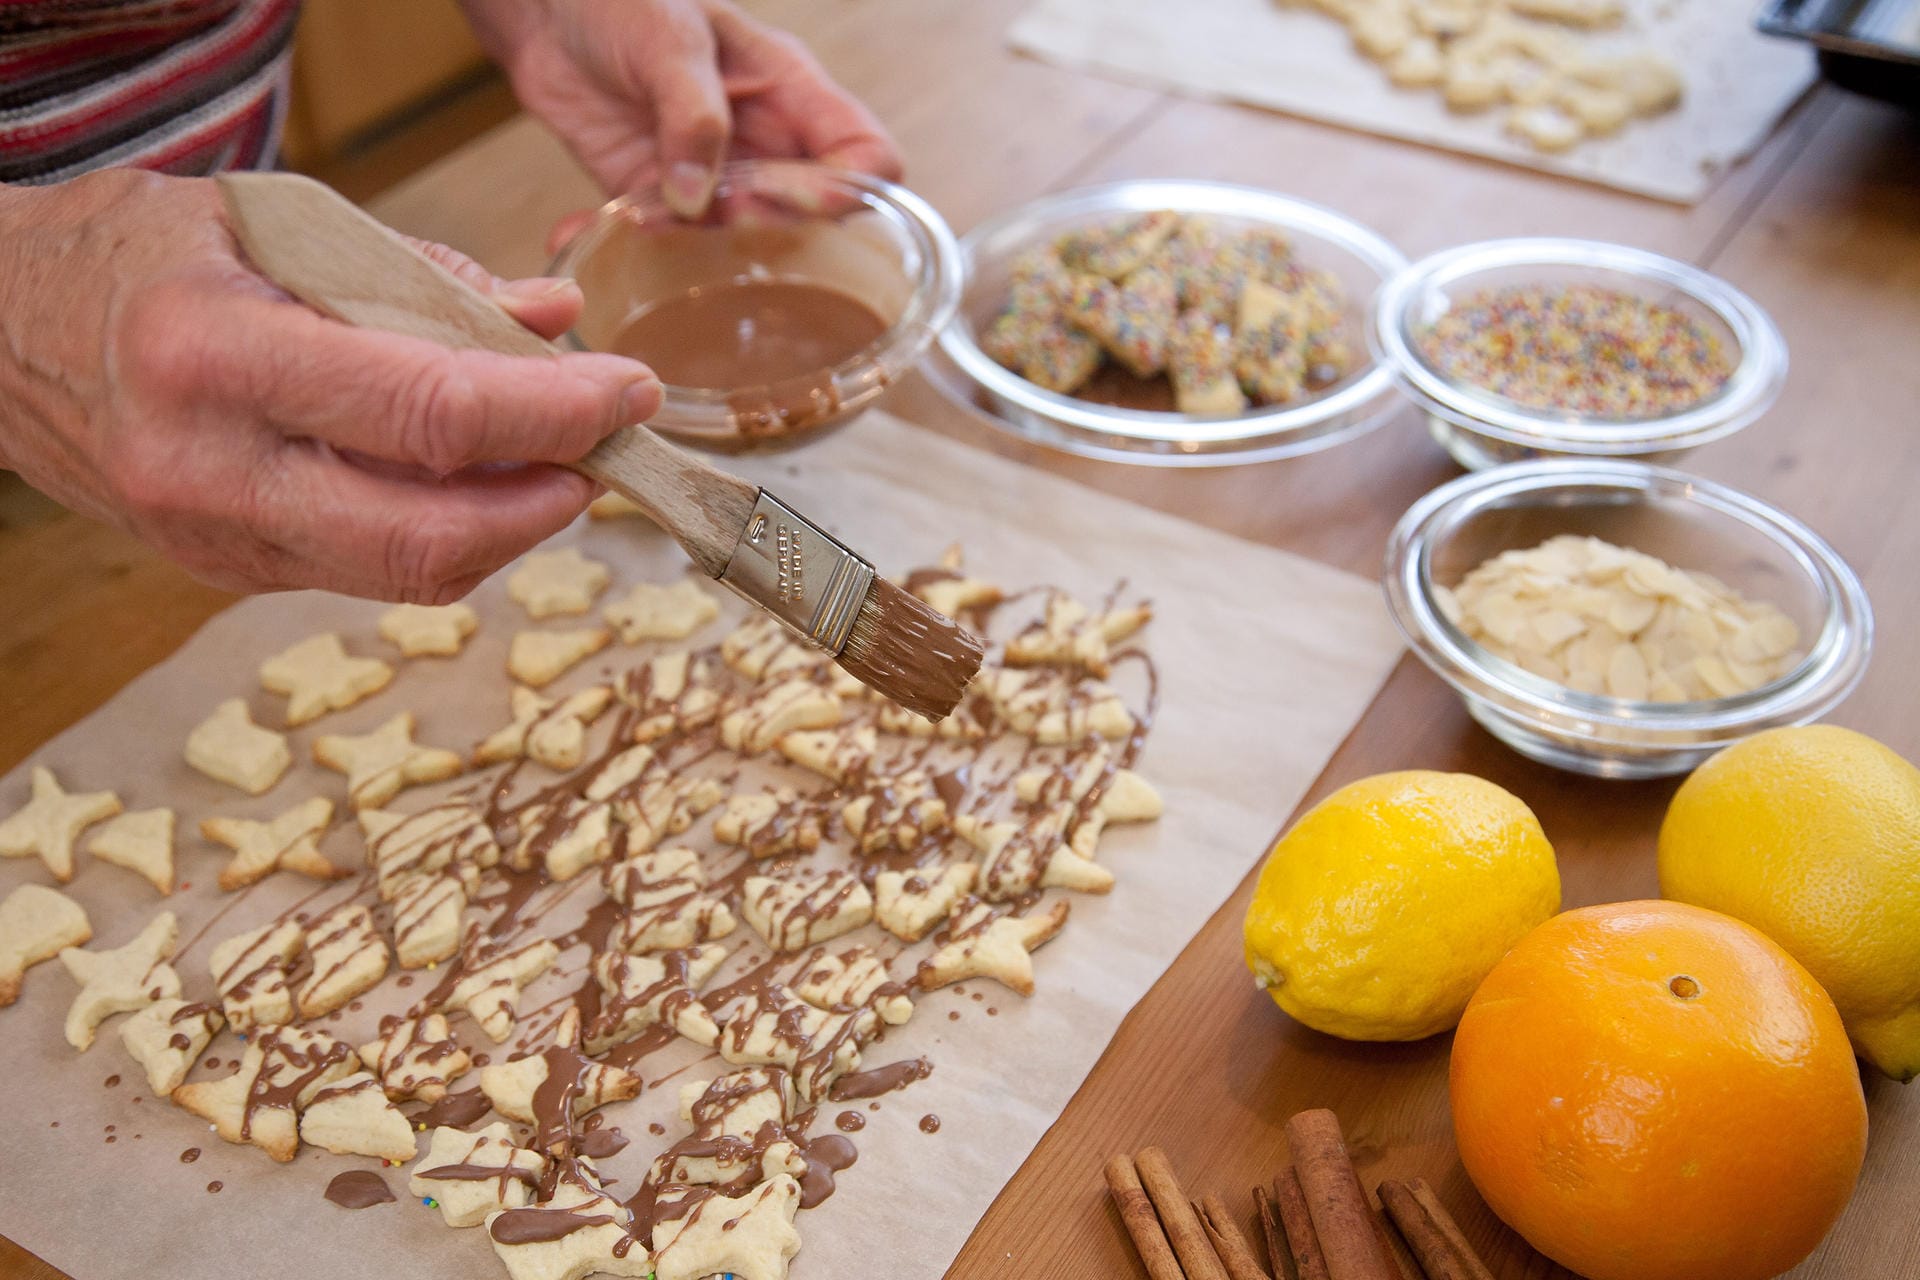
[837,577,984,721]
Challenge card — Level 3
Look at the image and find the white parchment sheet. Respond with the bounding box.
[0,413,1403,1280]
[1011,0,1816,204]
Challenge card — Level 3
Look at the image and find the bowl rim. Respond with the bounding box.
[546,159,962,409]
[1383,459,1874,739]
[1371,238,1788,452]
[934,178,1409,452]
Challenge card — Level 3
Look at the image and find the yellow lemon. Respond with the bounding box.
[1659,724,1920,1080]
[1243,770,1560,1041]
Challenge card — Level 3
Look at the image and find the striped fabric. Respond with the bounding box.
[1,0,299,185]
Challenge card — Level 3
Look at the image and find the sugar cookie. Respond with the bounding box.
[378,602,478,658]
[508,548,610,619]
[259,634,393,726]
[185,699,291,795]
[120,997,222,1094]
[312,712,463,810]
[411,1123,546,1227]
[59,910,180,1050]
[0,766,120,883]
[916,895,1071,996]
[508,627,612,687]
[603,579,720,644]
[202,795,340,891]
[298,1071,416,1162]
[85,807,175,894]
[0,883,90,1006]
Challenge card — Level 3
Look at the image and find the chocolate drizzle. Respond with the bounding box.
[324,1170,395,1209]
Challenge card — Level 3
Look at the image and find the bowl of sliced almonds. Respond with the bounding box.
[1384,460,1873,778]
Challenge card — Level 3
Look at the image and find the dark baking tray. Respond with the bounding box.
[1758,0,1920,103]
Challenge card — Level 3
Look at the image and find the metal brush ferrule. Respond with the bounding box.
[718,490,874,655]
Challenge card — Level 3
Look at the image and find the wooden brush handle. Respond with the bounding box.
[216,170,756,576]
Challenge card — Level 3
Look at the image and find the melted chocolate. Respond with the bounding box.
[919,1114,941,1134]
[796,1133,858,1209]
[489,1208,614,1245]
[610,279,885,392]
[324,1170,396,1209]
[828,1057,932,1101]
[577,1126,629,1159]
[834,1111,866,1133]
[180,1148,200,1164]
[409,1088,491,1129]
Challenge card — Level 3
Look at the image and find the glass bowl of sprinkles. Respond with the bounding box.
[1372,238,1787,471]
[1384,460,1872,778]
[927,180,1409,467]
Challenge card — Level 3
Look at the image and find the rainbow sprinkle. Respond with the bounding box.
[1415,284,1734,419]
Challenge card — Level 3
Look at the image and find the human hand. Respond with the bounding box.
[0,169,661,602]
[463,0,901,225]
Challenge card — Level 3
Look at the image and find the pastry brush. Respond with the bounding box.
[217,171,983,720]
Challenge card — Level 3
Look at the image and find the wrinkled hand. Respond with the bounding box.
[0,169,661,601]
[463,0,901,223]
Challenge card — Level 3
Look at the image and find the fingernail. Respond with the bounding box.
[498,276,579,303]
[664,162,716,218]
[619,377,661,424]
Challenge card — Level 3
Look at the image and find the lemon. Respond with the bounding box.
[1659,724,1920,1080]
[1243,770,1560,1041]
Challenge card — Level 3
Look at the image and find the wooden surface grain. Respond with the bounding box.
[3,1,1918,1277]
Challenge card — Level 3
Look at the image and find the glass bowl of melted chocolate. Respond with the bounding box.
[550,160,960,452]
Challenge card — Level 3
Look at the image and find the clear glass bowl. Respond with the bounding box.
[1383,461,1872,778]
[1371,238,1788,471]
[925,179,1409,467]
[549,160,960,453]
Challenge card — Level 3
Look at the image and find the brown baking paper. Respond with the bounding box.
[0,413,1403,1280]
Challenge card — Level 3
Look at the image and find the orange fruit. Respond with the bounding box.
[1450,900,1866,1280]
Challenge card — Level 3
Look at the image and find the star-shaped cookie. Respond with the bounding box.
[916,895,1071,996]
[0,767,121,883]
[59,910,181,1050]
[259,633,393,726]
[508,627,612,687]
[650,1175,802,1280]
[358,1013,472,1103]
[378,602,478,657]
[508,547,611,619]
[411,1123,547,1227]
[602,579,719,643]
[443,938,560,1042]
[202,796,342,891]
[475,685,614,771]
[312,712,463,810]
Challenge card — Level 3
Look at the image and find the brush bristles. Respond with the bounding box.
[837,576,984,721]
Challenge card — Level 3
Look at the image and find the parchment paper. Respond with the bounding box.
[0,412,1403,1280]
[1010,0,1816,204]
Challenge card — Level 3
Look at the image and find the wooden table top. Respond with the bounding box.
[3,2,1917,1277]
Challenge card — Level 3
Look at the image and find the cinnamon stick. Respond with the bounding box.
[1136,1147,1231,1280]
[1273,1168,1332,1280]
[1376,1180,1496,1280]
[1105,1154,1187,1280]
[1284,1110,1400,1280]
[1253,1185,1294,1280]
[1198,1194,1275,1280]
